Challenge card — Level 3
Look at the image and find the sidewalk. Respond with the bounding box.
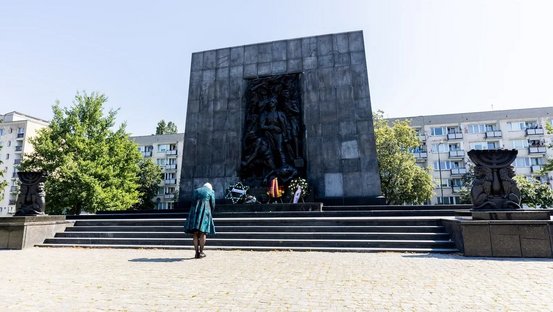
[0,248,552,311]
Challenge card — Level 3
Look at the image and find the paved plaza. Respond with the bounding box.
[0,248,552,311]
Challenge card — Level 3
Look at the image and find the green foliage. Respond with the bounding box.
[19,92,143,214]
[155,120,178,135]
[373,111,434,205]
[513,175,553,208]
[132,158,162,210]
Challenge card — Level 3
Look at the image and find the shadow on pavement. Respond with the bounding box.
[401,253,552,262]
[128,257,194,262]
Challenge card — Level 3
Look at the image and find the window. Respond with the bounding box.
[447,126,461,134]
[0,128,3,135]
[167,158,176,165]
[431,144,449,153]
[17,127,24,134]
[166,186,176,194]
[438,196,460,205]
[433,160,462,170]
[158,144,170,152]
[435,178,449,188]
[6,153,9,159]
[507,121,526,131]
[470,142,487,150]
[467,124,486,134]
[430,127,446,136]
[487,141,500,149]
[530,158,545,165]
[448,143,462,151]
[164,172,176,180]
[513,157,530,168]
[511,140,529,149]
[156,159,166,166]
[451,179,463,187]
[158,187,164,195]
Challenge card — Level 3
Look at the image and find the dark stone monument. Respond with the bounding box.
[467,149,521,210]
[442,149,553,258]
[179,31,382,205]
[14,172,47,216]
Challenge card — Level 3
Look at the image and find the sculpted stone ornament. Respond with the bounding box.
[468,149,521,210]
[240,74,304,188]
[14,172,47,216]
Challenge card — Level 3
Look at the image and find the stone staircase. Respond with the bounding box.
[37,204,470,253]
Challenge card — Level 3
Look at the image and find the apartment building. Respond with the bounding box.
[390,107,553,205]
[0,112,49,215]
[131,133,184,210]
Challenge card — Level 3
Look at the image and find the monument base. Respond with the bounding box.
[472,209,551,220]
[443,210,553,258]
[0,216,73,249]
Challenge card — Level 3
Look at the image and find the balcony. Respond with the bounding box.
[412,151,428,158]
[526,128,545,136]
[417,134,426,142]
[531,165,543,173]
[13,159,21,165]
[142,151,152,157]
[448,150,465,158]
[447,133,463,140]
[485,130,502,138]
[15,146,23,152]
[528,146,547,154]
[165,164,177,170]
[164,194,175,200]
[450,168,467,176]
[166,150,178,156]
[16,133,24,139]
[164,179,177,185]
[10,186,19,193]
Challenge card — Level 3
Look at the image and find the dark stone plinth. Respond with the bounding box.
[472,210,551,221]
[216,202,323,213]
[442,218,553,258]
[0,216,73,249]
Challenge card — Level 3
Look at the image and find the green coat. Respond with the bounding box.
[184,186,216,235]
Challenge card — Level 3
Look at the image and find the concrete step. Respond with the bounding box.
[72,218,445,227]
[35,243,460,253]
[43,237,455,249]
[55,231,451,240]
[65,225,446,233]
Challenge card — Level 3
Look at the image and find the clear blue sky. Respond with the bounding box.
[1,0,552,135]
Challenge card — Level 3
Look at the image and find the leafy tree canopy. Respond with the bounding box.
[513,175,553,208]
[132,158,162,210]
[155,120,178,135]
[19,92,143,214]
[373,111,434,205]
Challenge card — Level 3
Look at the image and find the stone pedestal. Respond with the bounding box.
[472,210,551,221]
[0,216,73,249]
[443,210,553,258]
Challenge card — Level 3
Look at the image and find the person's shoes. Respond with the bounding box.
[199,252,206,258]
[195,251,200,259]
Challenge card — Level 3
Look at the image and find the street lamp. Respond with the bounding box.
[436,142,445,205]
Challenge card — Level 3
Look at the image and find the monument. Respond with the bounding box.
[179,31,382,205]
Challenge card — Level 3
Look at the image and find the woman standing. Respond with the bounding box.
[184,182,216,258]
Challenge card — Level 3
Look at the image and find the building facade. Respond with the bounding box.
[391,107,553,205]
[131,133,185,210]
[0,112,49,215]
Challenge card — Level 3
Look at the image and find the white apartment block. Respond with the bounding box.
[0,112,49,215]
[131,133,184,210]
[390,107,553,205]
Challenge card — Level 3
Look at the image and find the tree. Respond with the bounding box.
[132,158,162,210]
[513,175,553,208]
[19,92,143,215]
[373,111,434,204]
[155,120,178,135]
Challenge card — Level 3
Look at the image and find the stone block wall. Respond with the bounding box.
[180,31,381,203]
